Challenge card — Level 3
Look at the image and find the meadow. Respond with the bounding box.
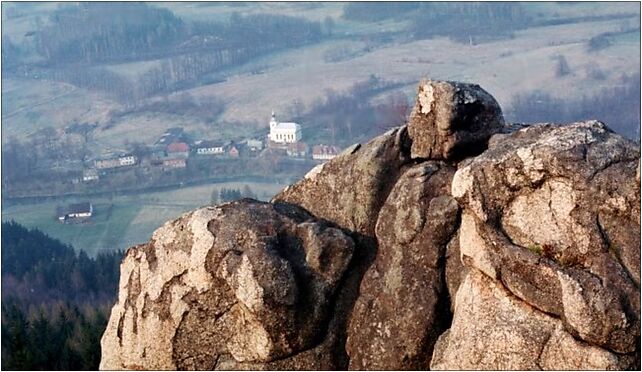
[1,181,288,256]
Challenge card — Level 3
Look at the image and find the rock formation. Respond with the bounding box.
[101,78,640,370]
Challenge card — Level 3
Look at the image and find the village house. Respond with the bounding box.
[167,142,190,158]
[95,157,120,170]
[195,140,226,155]
[57,202,93,223]
[95,154,137,170]
[246,139,263,151]
[312,144,339,160]
[287,142,308,158]
[82,168,99,182]
[118,154,137,166]
[228,145,240,158]
[163,158,187,169]
[269,111,302,144]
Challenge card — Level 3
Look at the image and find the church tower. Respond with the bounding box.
[270,111,278,129]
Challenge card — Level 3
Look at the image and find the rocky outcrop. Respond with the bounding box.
[273,126,411,236]
[346,162,458,370]
[101,79,640,370]
[431,271,630,370]
[407,79,504,160]
[449,121,640,356]
[100,201,355,370]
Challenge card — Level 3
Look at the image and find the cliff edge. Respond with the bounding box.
[100,79,641,370]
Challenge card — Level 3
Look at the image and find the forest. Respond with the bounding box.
[4,2,326,102]
[343,2,530,43]
[1,221,123,370]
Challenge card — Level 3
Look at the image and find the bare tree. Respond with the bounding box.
[555,55,571,77]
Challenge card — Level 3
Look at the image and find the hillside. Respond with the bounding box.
[2,2,640,155]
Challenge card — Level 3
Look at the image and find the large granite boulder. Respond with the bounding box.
[441,121,640,368]
[100,200,355,370]
[431,271,632,370]
[407,79,505,160]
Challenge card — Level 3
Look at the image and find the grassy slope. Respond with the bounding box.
[1,181,287,256]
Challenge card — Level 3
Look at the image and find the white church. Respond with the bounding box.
[269,111,302,144]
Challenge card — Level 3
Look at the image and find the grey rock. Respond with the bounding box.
[407,79,505,160]
[451,121,640,354]
[346,163,458,370]
[272,126,411,237]
[100,200,354,370]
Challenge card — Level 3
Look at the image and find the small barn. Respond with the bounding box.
[57,202,93,223]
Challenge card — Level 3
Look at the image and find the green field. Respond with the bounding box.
[2,181,288,256]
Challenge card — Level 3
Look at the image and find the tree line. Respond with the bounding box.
[507,73,641,141]
[296,75,411,146]
[342,2,531,44]
[1,221,123,370]
[6,3,327,102]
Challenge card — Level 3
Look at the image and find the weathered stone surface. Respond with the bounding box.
[451,121,640,355]
[273,126,411,237]
[100,200,354,370]
[444,229,468,313]
[346,162,459,370]
[407,79,504,160]
[430,270,632,370]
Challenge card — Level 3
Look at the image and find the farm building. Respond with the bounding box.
[163,158,187,169]
[57,202,93,223]
[228,145,240,158]
[118,154,137,166]
[95,157,121,170]
[287,142,308,158]
[312,145,339,160]
[195,140,226,155]
[82,168,99,182]
[167,142,190,158]
[246,139,263,151]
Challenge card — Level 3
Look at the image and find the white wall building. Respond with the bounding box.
[119,155,137,166]
[196,141,225,155]
[269,112,301,144]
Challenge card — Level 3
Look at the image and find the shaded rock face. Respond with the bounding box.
[407,79,504,160]
[100,200,355,370]
[346,162,458,370]
[273,126,412,237]
[101,79,640,371]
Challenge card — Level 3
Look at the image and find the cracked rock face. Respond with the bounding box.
[100,200,354,370]
[101,78,640,371]
[444,121,640,367]
[346,162,458,370]
[273,126,412,237]
[431,271,628,370]
[407,79,505,160]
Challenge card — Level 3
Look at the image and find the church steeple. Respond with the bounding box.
[270,111,278,129]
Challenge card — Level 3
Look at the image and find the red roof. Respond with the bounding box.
[167,142,189,153]
[288,142,308,152]
[312,144,339,155]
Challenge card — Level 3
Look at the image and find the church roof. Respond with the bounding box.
[273,122,300,131]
